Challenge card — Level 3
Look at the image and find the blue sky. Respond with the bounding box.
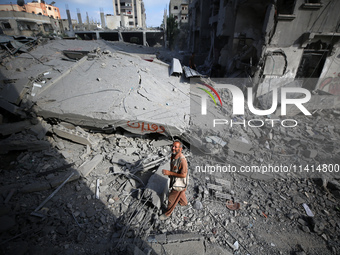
[0,0,169,27]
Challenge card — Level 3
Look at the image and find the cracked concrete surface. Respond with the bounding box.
[22,40,190,136]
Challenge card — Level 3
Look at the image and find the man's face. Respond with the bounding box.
[172,142,182,155]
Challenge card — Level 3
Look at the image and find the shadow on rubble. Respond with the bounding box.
[0,67,174,255]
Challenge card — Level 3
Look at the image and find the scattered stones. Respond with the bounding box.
[0,39,339,255]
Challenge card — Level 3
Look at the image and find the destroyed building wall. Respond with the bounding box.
[169,0,189,28]
[59,19,78,33]
[314,44,340,95]
[256,0,340,97]
[270,0,340,47]
[0,2,61,19]
[106,15,121,30]
[188,0,340,95]
[188,0,211,55]
[0,11,60,37]
[189,0,271,76]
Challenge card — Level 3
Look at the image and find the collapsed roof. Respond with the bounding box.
[1,39,190,137]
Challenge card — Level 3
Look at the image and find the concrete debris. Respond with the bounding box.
[152,139,173,147]
[31,172,76,217]
[278,95,340,116]
[8,40,191,137]
[21,170,80,193]
[183,66,204,78]
[78,154,103,177]
[53,124,99,147]
[302,203,314,217]
[28,119,51,140]
[207,183,223,192]
[227,138,252,154]
[0,37,339,255]
[145,162,169,209]
[205,136,227,147]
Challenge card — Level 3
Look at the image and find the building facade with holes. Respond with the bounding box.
[188,0,340,99]
[169,0,189,28]
[0,11,60,37]
[0,1,61,19]
[109,0,146,29]
[0,1,61,37]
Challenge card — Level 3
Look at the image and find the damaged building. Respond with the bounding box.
[107,0,147,29]
[0,1,340,255]
[0,10,60,37]
[188,0,340,98]
[0,1,61,37]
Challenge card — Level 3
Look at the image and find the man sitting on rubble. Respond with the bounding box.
[160,140,189,220]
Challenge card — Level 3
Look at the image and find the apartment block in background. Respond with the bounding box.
[107,0,146,29]
[169,0,189,28]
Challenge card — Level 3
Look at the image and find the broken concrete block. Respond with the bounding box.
[214,192,231,200]
[29,121,51,140]
[227,139,252,154]
[206,136,227,147]
[207,183,223,191]
[119,138,128,147]
[153,139,173,147]
[56,141,65,150]
[53,124,98,147]
[111,152,139,165]
[215,178,231,190]
[80,145,91,160]
[251,127,262,138]
[125,147,136,155]
[0,120,31,136]
[60,150,72,159]
[303,149,318,158]
[193,200,203,210]
[78,154,103,177]
[145,162,169,209]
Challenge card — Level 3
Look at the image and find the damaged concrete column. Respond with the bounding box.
[66,6,75,37]
[143,31,147,46]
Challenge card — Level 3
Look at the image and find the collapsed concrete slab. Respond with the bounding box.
[25,40,190,137]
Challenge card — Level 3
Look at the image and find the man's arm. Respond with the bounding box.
[162,158,187,178]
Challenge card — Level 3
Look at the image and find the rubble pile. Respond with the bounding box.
[0,40,339,255]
